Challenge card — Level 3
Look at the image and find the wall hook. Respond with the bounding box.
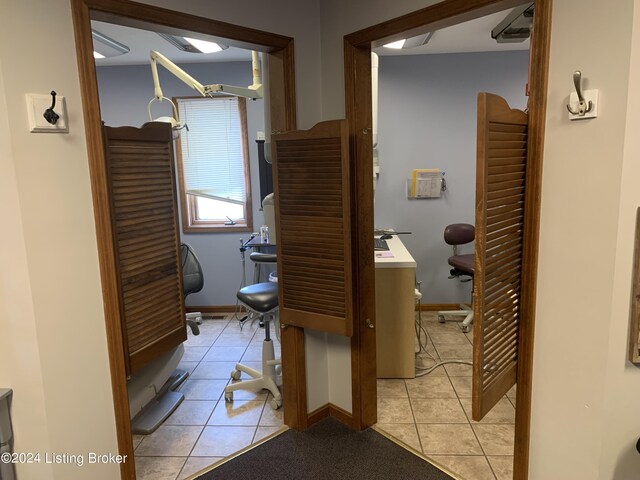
[43,90,60,125]
[566,71,593,116]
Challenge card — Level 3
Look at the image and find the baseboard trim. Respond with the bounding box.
[307,404,331,426]
[416,303,463,312]
[307,403,354,429]
[185,305,244,314]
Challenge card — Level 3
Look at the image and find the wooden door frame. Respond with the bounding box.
[344,1,551,479]
[70,1,302,478]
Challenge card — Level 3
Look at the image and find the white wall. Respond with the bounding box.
[96,62,267,306]
[0,53,54,480]
[598,1,640,474]
[530,1,635,478]
[0,1,121,478]
[597,1,640,478]
[376,51,529,304]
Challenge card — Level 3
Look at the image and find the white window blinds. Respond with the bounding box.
[177,97,245,205]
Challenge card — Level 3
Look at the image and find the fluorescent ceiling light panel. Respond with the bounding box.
[92,29,130,58]
[383,39,406,49]
[157,33,229,54]
[93,51,105,59]
[184,37,223,53]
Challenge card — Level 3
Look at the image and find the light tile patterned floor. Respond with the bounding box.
[376,312,516,480]
[133,313,283,480]
[134,311,514,480]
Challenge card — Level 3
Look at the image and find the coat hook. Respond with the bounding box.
[566,71,593,116]
[43,90,60,125]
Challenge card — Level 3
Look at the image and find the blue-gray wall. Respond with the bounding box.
[375,51,529,304]
[96,51,528,306]
[96,61,266,306]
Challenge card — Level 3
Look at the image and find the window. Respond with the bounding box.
[175,96,253,232]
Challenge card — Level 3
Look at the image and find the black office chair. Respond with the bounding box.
[437,223,475,333]
[181,243,204,335]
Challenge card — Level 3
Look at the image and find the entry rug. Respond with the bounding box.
[194,417,455,480]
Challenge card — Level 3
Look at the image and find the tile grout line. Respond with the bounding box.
[174,317,231,480]
[433,315,497,480]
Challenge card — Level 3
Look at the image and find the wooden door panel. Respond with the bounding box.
[103,123,186,375]
[473,93,528,421]
[272,120,353,336]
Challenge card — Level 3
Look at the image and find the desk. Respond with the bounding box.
[375,236,416,378]
[246,235,275,249]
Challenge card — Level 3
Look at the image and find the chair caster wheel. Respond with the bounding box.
[224,391,233,403]
[438,315,445,323]
[461,325,471,333]
[269,397,282,410]
[230,369,241,380]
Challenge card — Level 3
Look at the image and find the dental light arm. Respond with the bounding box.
[149,50,263,100]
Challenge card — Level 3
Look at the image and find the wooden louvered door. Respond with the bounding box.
[103,123,186,375]
[271,120,353,336]
[473,93,528,421]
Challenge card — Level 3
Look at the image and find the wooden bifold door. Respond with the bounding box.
[473,93,528,421]
[102,122,186,375]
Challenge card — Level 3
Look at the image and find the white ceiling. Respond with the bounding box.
[92,20,252,66]
[373,11,529,57]
[92,9,529,67]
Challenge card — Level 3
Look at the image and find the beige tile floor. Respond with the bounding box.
[376,312,516,480]
[133,311,514,480]
[133,313,283,480]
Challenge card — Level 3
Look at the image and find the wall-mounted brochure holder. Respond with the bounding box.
[407,169,445,199]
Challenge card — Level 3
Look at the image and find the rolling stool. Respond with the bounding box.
[249,252,277,327]
[224,282,282,410]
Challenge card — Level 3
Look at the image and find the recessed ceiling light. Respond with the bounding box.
[382,33,433,51]
[403,32,434,48]
[383,39,406,49]
[184,37,223,53]
[92,29,130,58]
[93,51,106,59]
[157,33,229,54]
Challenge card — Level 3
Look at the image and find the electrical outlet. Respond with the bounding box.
[26,93,69,133]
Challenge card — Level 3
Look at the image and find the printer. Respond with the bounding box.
[0,389,14,480]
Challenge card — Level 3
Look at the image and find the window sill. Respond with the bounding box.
[183,223,253,234]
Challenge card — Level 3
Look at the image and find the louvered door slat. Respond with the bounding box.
[103,123,186,375]
[272,120,353,336]
[473,93,528,421]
